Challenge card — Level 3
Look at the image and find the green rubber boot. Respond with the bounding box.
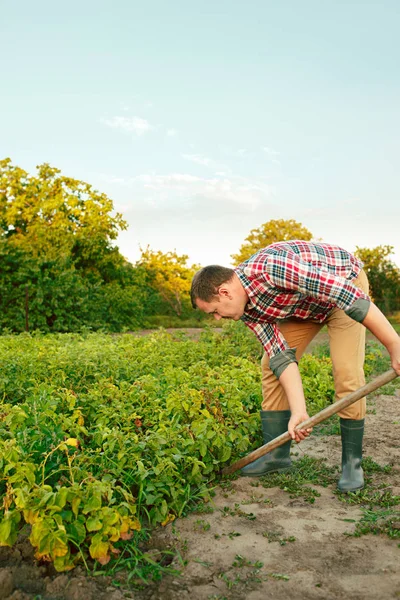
[338,418,365,493]
[241,410,292,477]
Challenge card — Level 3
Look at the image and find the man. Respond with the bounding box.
[190,240,400,492]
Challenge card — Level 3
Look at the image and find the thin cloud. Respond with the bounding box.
[182,153,215,167]
[133,172,271,209]
[101,116,153,136]
[167,128,178,137]
[262,146,281,166]
[262,146,280,156]
[181,153,230,172]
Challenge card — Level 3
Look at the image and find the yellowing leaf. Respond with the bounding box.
[86,516,102,531]
[120,516,141,534]
[65,438,79,448]
[34,551,51,562]
[51,539,69,558]
[23,510,39,525]
[53,555,76,572]
[89,538,110,564]
[161,513,175,527]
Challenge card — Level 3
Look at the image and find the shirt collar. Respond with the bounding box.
[234,268,258,310]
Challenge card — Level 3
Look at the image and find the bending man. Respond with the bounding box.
[190,240,400,492]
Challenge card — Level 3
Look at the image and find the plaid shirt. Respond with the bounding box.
[235,241,370,360]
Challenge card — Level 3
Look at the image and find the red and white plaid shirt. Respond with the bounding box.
[235,241,370,360]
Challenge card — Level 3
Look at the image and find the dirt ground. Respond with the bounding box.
[1,332,399,600]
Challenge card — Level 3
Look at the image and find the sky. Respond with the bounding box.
[1,0,399,268]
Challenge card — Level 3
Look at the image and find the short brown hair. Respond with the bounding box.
[190,265,235,308]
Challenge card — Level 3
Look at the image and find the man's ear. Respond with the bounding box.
[217,285,232,299]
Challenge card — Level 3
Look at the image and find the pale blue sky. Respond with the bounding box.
[1,0,399,267]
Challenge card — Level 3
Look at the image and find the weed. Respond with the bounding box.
[362,456,393,474]
[193,558,213,567]
[352,508,400,540]
[190,501,215,515]
[194,519,211,532]
[220,503,257,520]
[313,415,340,436]
[339,487,400,508]
[262,531,296,545]
[241,493,273,506]
[260,455,338,503]
[232,554,263,568]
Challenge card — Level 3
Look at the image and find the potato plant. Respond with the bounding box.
[0,324,370,571]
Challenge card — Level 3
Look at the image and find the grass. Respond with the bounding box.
[252,454,400,544]
[352,508,400,541]
[258,455,338,504]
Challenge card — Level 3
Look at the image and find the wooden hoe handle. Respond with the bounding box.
[221,368,398,476]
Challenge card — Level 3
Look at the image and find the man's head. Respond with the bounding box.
[190,265,248,321]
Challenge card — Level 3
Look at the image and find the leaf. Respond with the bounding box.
[23,509,40,525]
[71,496,81,517]
[65,438,79,448]
[89,536,110,564]
[0,512,21,547]
[54,487,69,510]
[161,513,175,527]
[0,517,11,546]
[50,533,69,558]
[86,516,103,532]
[220,445,232,462]
[53,554,75,572]
[67,521,86,544]
[82,494,102,514]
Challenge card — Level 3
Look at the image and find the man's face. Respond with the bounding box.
[196,289,246,321]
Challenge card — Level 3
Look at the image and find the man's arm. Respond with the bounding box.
[279,302,400,444]
[362,303,400,375]
[279,363,312,443]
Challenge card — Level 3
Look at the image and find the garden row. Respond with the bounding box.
[0,324,390,571]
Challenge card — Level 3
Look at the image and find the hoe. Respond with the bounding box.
[222,368,398,476]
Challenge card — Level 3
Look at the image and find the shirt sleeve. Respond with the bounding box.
[264,250,370,313]
[241,319,299,378]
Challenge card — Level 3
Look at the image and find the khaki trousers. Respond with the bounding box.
[261,270,369,420]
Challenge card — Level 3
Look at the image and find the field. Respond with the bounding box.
[0,324,399,600]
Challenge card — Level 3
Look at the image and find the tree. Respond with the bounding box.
[355,245,400,314]
[0,158,127,261]
[231,219,313,265]
[0,240,32,331]
[137,247,200,317]
[0,158,148,332]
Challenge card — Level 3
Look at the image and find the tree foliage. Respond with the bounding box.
[355,245,400,313]
[231,218,313,265]
[137,247,200,317]
[0,158,127,261]
[0,159,146,332]
[0,159,208,331]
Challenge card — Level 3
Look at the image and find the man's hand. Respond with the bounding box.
[288,412,312,443]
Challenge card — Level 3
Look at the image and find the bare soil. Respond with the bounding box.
[1,331,399,600]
